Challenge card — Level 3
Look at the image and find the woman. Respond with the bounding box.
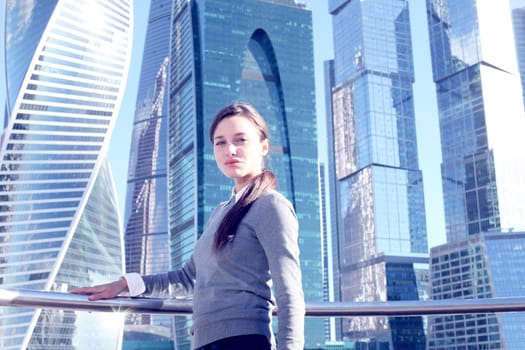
[71,103,305,350]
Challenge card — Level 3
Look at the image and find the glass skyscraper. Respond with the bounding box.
[426,0,525,242]
[323,58,343,342]
[427,232,525,349]
[122,0,173,347]
[0,0,132,349]
[512,6,525,111]
[327,0,429,348]
[167,0,324,348]
[426,1,525,348]
[319,161,336,342]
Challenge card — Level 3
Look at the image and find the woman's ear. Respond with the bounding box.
[261,139,269,156]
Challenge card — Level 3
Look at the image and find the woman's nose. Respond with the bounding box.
[228,143,237,155]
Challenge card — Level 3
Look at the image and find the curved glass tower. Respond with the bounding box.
[0,1,132,349]
[168,0,323,348]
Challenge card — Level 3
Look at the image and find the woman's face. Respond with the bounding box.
[212,115,268,191]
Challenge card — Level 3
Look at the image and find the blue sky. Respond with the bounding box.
[2,1,525,250]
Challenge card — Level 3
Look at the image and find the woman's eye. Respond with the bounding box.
[235,138,247,144]
[215,141,226,146]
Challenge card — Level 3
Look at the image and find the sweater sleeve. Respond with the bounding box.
[251,193,305,350]
[138,203,224,298]
[141,255,196,297]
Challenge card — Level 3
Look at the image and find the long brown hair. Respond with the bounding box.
[209,103,277,251]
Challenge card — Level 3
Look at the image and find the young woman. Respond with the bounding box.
[71,103,305,350]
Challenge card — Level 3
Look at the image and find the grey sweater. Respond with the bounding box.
[141,189,305,349]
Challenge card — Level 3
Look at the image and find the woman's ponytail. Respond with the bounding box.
[213,169,277,251]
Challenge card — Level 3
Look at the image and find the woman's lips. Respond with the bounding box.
[225,159,241,166]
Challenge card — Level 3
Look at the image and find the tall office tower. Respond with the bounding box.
[427,232,525,349]
[425,2,525,349]
[319,162,335,342]
[0,0,131,349]
[168,0,324,348]
[426,0,525,242]
[121,1,173,348]
[323,58,343,342]
[327,0,429,348]
[512,7,525,111]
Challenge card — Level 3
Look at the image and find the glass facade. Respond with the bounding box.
[168,0,324,348]
[0,0,131,349]
[426,0,525,242]
[512,7,525,112]
[324,59,343,342]
[426,2,525,348]
[122,0,173,347]
[327,0,428,347]
[319,162,336,341]
[428,232,525,349]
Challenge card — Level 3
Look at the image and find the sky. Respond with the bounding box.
[2,1,525,251]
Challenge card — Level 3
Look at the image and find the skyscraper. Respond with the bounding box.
[323,58,343,342]
[427,232,525,349]
[327,0,429,347]
[0,1,132,349]
[512,6,525,111]
[122,0,173,347]
[426,1,525,348]
[319,161,336,342]
[426,0,525,242]
[167,0,324,348]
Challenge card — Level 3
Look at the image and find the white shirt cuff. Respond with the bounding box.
[122,272,146,296]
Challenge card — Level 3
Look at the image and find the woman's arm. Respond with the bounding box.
[142,257,196,297]
[70,256,197,300]
[253,193,305,350]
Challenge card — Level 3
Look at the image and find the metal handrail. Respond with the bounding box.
[2,288,525,317]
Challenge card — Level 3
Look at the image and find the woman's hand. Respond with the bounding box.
[70,277,129,301]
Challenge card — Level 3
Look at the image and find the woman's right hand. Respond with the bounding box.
[69,277,128,301]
